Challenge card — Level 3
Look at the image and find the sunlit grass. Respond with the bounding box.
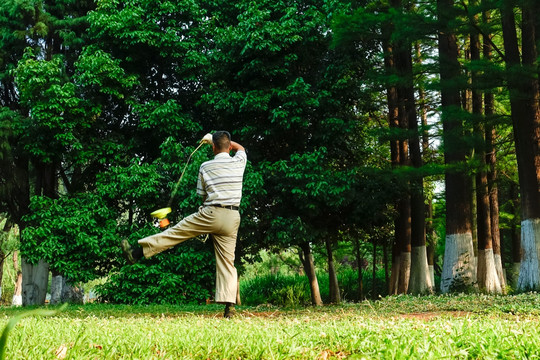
[1,294,539,359]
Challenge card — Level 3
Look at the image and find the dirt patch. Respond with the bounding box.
[317,349,349,360]
[239,310,282,318]
[196,309,282,319]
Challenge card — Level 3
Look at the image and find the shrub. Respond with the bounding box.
[240,267,389,306]
[96,240,215,305]
[335,267,389,301]
[240,274,311,306]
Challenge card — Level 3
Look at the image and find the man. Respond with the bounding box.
[121,131,247,318]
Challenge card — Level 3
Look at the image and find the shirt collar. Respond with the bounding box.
[214,152,231,159]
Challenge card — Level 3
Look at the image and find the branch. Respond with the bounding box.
[459,0,507,62]
[59,167,72,194]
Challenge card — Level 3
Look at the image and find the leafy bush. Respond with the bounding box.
[21,194,119,283]
[334,267,389,301]
[240,267,389,306]
[268,283,311,307]
[240,274,311,306]
[96,239,215,305]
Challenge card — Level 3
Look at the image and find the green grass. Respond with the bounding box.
[1,294,540,359]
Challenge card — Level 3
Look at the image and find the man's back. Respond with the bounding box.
[197,150,247,207]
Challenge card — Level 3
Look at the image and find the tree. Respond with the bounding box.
[0,217,19,300]
[0,0,98,305]
[199,0,383,304]
[482,5,506,291]
[438,0,476,292]
[389,0,433,295]
[466,0,502,293]
[325,238,340,303]
[332,0,437,295]
[500,0,540,291]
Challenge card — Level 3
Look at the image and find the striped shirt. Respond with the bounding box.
[197,150,247,207]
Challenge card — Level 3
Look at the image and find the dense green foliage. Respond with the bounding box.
[21,194,118,283]
[240,268,389,306]
[1,0,537,304]
[96,240,215,305]
[1,0,394,304]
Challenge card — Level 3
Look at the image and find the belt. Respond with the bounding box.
[211,204,239,211]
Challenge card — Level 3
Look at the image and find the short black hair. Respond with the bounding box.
[212,131,231,151]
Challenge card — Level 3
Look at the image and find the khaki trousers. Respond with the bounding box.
[138,206,240,304]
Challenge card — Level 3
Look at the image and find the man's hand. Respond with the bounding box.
[201,133,213,145]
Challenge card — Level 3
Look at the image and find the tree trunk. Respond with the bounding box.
[236,277,241,306]
[389,242,399,295]
[50,272,63,305]
[501,2,540,290]
[397,197,411,294]
[418,41,437,288]
[20,160,56,306]
[299,242,322,306]
[426,202,436,287]
[372,242,377,300]
[0,252,3,301]
[12,251,22,306]
[396,83,411,295]
[325,239,340,304]
[409,245,433,294]
[60,279,84,304]
[383,35,404,295]
[483,9,506,291]
[438,0,476,293]
[383,240,389,291]
[22,257,49,306]
[353,236,364,300]
[470,16,502,294]
[400,36,431,295]
[389,0,430,295]
[0,220,10,302]
[509,182,521,287]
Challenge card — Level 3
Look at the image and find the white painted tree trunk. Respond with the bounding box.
[12,252,22,306]
[22,258,49,306]
[494,253,507,291]
[517,218,540,290]
[429,265,435,288]
[50,275,64,305]
[408,246,433,294]
[12,295,22,306]
[61,279,84,304]
[397,252,411,294]
[477,249,502,294]
[440,233,476,293]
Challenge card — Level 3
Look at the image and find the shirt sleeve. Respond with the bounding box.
[234,150,247,163]
[196,168,206,198]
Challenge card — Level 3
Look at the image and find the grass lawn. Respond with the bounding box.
[1,293,540,359]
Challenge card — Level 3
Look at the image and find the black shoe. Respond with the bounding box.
[120,239,137,264]
[223,304,236,318]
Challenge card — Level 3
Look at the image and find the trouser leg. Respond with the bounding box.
[211,207,241,304]
[138,207,217,258]
[138,206,241,304]
[213,233,238,304]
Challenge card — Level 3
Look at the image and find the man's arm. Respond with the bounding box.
[230,141,245,152]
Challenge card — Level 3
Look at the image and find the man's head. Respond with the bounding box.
[212,131,231,154]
